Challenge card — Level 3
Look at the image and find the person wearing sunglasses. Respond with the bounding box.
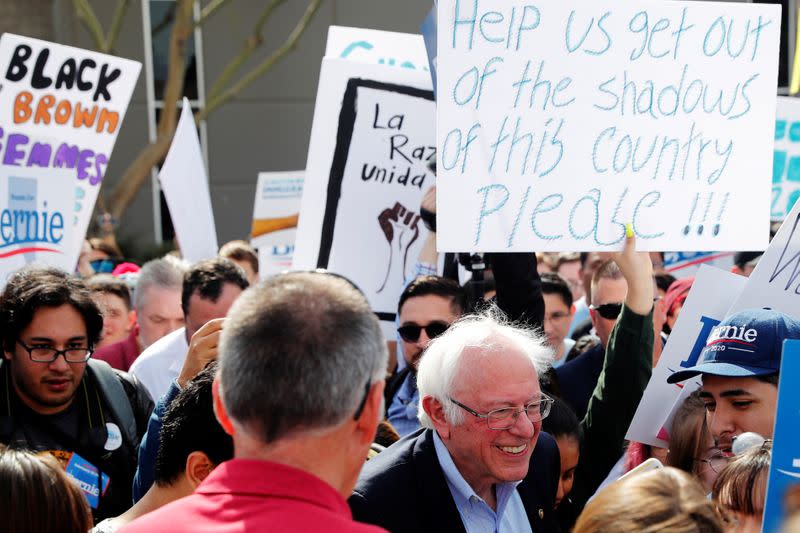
[385,276,466,437]
[351,310,561,532]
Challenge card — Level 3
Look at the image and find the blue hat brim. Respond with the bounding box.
[666,361,777,384]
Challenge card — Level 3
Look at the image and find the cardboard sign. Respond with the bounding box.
[293,59,434,334]
[773,96,800,220]
[0,165,75,285]
[626,265,746,447]
[436,0,781,252]
[158,99,218,263]
[325,26,429,72]
[763,339,800,533]
[250,171,303,277]
[728,191,800,315]
[0,33,141,262]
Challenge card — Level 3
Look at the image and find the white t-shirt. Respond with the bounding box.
[129,327,189,402]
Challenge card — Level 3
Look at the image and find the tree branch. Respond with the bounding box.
[72,0,106,51]
[194,0,233,29]
[207,0,286,102]
[197,0,322,121]
[104,0,132,53]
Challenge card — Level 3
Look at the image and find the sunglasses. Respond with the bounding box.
[590,302,623,320]
[397,321,450,343]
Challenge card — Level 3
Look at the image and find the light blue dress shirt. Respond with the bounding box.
[433,432,533,533]
[386,372,422,437]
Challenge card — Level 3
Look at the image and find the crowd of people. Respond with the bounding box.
[1,175,798,533]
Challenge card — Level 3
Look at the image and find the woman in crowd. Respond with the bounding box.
[713,441,772,533]
[573,466,725,532]
[666,391,728,492]
[0,446,92,533]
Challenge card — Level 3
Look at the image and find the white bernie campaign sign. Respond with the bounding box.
[0,33,140,257]
[293,59,434,335]
[0,165,76,286]
[436,0,781,252]
[158,99,218,263]
[626,265,746,447]
[326,26,429,72]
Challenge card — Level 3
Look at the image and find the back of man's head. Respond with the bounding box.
[397,275,466,316]
[218,240,259,283]
[182,258,249,316]
[134,256,187,312]
[219,271,387,443]
[154,363,232,489]
[0,267,103,352]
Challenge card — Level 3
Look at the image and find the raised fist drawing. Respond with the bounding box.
[377,202,421,293]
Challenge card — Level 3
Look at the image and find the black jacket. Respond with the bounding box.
[0,358,153,522]
[349,428,561,532]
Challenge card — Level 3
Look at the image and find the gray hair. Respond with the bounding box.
[134,256,188,311]
[417,307,553,429]
[218,272,387,443]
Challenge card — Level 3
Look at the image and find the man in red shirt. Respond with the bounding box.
[120,272,388,533]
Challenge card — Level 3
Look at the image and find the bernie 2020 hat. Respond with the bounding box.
[667,308,800,383]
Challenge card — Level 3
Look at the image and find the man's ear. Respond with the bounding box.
[185,451,215,489]
[421,396,450,439]
[212,378,235,436]
[127,309,137,331]
[355,380,385,446]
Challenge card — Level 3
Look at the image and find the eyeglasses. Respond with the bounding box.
[397,321,450,343]
[90,259,117,274]
[695,452,732,474]
[590,302,623,320]
[352,379,372,421]
[449,393,555,430]
[16,340,92,364]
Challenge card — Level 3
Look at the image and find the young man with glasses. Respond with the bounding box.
[541,273,576,368]
[385,276,466,436]
[351,310,561,532]
[0,267,153,523]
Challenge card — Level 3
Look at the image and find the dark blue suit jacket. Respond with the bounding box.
[555,344,605,420]
[349,428,561,532]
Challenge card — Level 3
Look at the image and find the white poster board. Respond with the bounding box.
[0,165,76,286]
[436,0,781,252]
[158,99,218,263]
[728,193,800,315]
[250,171,303,277]
[0,33,140,266]
[772,96,800,220]
[326,26,429,72]
[627,265,746,447]
[293,59,435,333]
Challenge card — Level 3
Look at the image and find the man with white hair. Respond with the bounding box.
[350,310,561,532]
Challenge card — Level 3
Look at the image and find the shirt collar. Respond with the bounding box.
[432,430,521,515]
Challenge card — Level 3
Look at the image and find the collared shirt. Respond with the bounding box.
[387,372,421,437]
[129,328,188,401]
[92,325,142,372]
[118,459,388,533]
[433,432,533,533]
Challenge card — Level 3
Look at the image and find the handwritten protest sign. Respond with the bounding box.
[293,59,434,333]
[773,96,800,220]
[436,0,781,252]
[763,339,800,533]
[0,165,76,286]
[626,265,746,447]
[250,171,304,277]
[728,190,800,315]
[158,99,218,263]
[326,26,429,72]
[0,33,140,261]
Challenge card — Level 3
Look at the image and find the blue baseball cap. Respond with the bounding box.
[667,308,800,383]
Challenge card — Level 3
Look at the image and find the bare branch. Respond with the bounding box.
[197,0,322,121]
[72,0,106,51]
[207,0,286,101]
[104,0,132,53]
[194,0,233,28]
